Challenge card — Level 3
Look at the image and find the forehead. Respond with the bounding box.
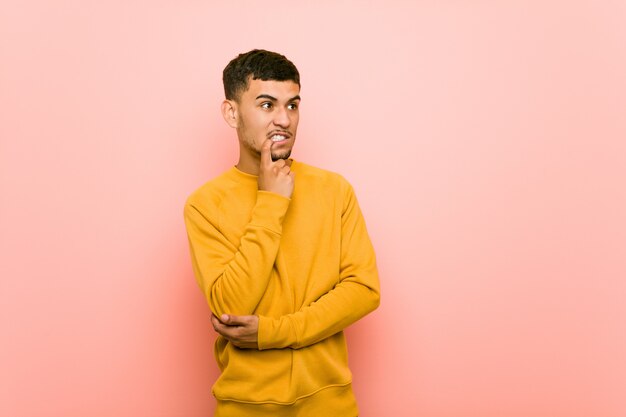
[241,78,300,101]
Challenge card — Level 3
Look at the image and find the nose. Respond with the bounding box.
[272,106,290,128]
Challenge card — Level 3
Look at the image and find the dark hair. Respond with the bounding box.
[223,49,300,101]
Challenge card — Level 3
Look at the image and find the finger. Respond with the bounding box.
[213,319,240,337]
[212,321,230,337]
[260,139,273,166]
[212,315,226,330]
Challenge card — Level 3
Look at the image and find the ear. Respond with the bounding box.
[221,100,238,128]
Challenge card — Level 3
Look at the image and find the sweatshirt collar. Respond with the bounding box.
[230,159,297,183]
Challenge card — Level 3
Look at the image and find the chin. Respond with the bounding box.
[271,150,292,161]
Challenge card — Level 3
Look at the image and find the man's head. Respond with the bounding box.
[221,50,301,170]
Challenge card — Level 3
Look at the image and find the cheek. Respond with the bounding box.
[249,117,270,144]
[248,112,270,129]
[240,114,262,135]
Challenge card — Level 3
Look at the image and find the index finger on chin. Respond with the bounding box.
[261,139,273,166]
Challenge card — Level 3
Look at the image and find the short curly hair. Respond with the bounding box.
[223,49,300,101]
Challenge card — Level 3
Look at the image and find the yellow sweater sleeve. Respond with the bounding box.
[257,184,380,350]
[184,190,291,317]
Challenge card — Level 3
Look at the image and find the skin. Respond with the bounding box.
[215,78,301,348]
[211,313,259,349]
[221,77,301,177]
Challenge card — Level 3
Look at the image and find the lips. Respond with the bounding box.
[269,132,291,142]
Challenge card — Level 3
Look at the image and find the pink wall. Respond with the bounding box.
[2,1,625,416]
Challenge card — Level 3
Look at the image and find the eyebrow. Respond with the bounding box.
[256,94,301,102]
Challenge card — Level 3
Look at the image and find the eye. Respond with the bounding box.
[287,103,298,110]
[261,102,273,110]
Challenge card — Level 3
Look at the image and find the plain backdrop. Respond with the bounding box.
[1,1,625,416]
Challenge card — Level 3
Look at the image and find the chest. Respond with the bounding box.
[220,184,343,270]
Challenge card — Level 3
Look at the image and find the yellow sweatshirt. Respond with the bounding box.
[184,160,380,416]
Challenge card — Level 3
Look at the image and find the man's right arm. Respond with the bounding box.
[184,191,289,318]
[184,139,294,318]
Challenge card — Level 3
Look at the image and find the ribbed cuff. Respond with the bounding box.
[249,191,291,234]
[258,315,296,350]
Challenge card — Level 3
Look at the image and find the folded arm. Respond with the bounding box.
[216,183,381,350]
[184,191,290,317]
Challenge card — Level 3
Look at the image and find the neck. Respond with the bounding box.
[236,153,260,176]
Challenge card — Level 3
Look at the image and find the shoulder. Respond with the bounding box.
[184,169,239,216]
[292,161,353,193]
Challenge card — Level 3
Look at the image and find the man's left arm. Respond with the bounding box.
[214,182,380,350]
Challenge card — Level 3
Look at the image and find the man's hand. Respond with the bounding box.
[211,314,259,349]
[257,139,294,198]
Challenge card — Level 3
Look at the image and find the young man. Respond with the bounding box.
[184,49,380,417]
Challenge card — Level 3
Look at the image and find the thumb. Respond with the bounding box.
[221,314,247,326]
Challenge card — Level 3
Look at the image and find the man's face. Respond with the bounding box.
[234,78,301,162]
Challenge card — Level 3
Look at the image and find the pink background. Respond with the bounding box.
[1,1,625,416]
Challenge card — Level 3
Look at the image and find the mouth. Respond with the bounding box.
[269,132,291,143]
